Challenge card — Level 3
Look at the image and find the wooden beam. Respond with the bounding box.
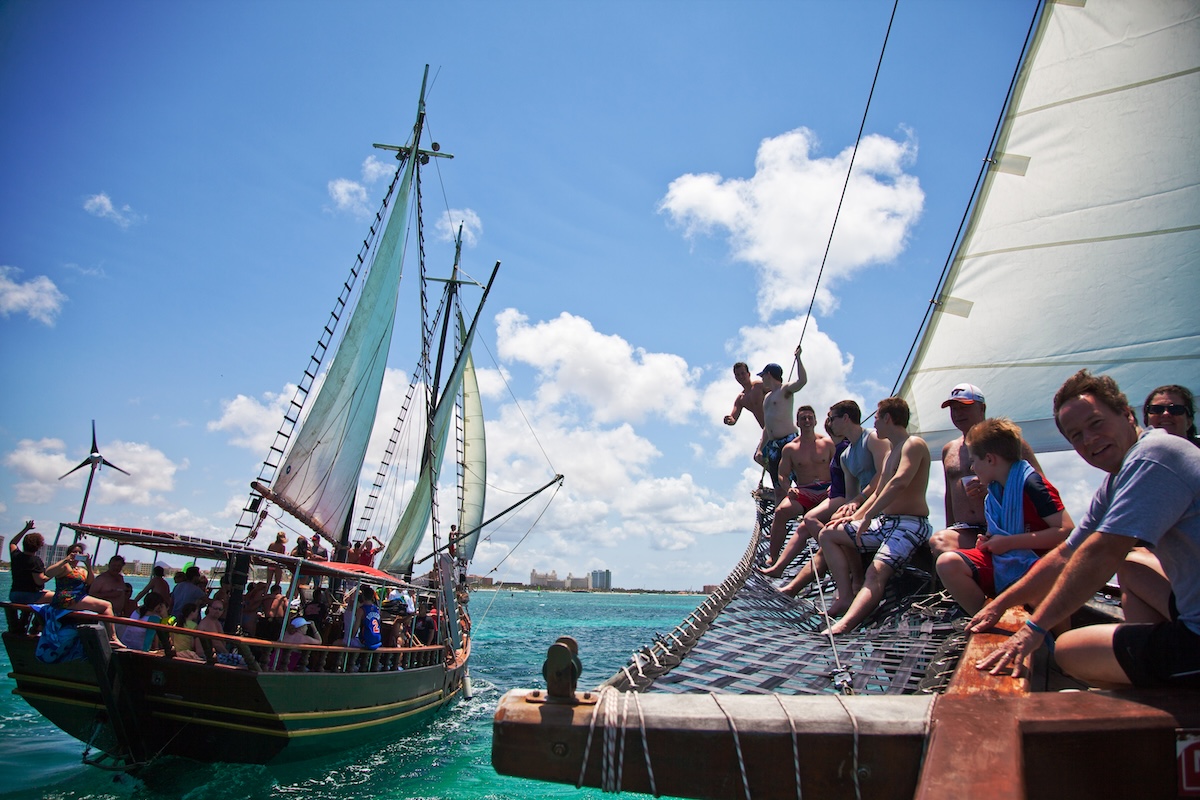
[494,690,933,800]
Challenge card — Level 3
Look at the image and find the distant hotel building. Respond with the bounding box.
[529,568,612,591]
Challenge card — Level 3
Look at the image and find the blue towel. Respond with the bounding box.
[31,604,86,664]
[984,460,1039,593]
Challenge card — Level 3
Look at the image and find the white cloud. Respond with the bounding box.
[361,155,392,184]
[83,192,143,228]
[208,384,297,452]
[327,156,399,218]
[0,266,67,326]
[495,308,701,425]
[4,437,181,508]
[659,127,923,319]
[327,178,371,217]
[436,208,482,247]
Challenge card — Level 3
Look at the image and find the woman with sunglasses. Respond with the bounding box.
[1142,384,1198,446]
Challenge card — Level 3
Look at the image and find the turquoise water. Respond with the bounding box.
[0,574,698,799]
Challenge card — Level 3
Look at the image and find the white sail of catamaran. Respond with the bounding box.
[898,0,1200,454]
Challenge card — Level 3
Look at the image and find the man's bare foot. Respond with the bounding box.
[757,562,785,579]
[826,597,851,618]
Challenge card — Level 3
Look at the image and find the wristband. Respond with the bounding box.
[1025,618,1054,655]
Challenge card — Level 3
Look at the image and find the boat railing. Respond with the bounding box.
[1,602,448,675]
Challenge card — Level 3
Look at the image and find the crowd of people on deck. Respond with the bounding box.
[6,524,448,670]
[726,354,1199,690]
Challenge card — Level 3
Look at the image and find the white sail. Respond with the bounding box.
[459,344,487,562]
[899,0,1200,454]
[376,305,488,575]
[268,147,417,535]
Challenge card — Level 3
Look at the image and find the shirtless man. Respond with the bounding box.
[763,400,897,594]
[88,555,129,614]
[197,598,231,651]
[820,397,932,634]
[929,384,1044,559]
[766,406,834,562]
[724,361,766,427]
[757,346,809,500]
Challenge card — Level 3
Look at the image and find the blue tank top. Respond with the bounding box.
[840,430,877,490]
[359,604,382,650]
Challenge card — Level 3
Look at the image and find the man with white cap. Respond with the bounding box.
[928,383,1042,560]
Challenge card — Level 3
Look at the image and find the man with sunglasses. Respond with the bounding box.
[973,371,1200,688]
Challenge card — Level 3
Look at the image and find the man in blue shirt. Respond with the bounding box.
[972,370,1200,688]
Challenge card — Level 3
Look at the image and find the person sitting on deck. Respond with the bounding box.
[281,617,323,670]
[935,418,1072,615]
[928,383,1045,561]
[765,405,834,564]
[88,555,129,614]
[171,566,207,612]
[118,592,168,651]
[240,581,267,638]
[353,586,383,651]
[756,346,809,501]
[1116,383,1200,624]
[1143,383,1199,447]
[171,603,203,660]
[820,396,932,634]
[135,565,172,613]
[972,370,1200,688]
[197,599,245,666]
[413,603,436,646]
[760,413,851,595]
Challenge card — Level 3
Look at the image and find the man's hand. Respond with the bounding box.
[967,599,1005,634]
[975,622,1042,679]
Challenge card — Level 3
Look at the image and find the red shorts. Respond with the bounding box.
[786,482,830,512]
[952,548,995,595]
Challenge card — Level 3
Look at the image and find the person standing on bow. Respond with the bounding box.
[973,371,1200,688]
[757,346,809,501]
[724,361,768,468]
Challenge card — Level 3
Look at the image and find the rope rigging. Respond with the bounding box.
[790,0,900,366]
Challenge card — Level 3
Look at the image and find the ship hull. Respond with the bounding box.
[4,630,465,766]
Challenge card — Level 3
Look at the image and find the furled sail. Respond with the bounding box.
[376,302,489,575]
[266,127,419,536]
[458,326,487,562]
[898,0,1200,454]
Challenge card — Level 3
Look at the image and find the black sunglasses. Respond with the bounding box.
[1146,403,1189,416]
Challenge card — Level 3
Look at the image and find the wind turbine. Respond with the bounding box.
[59,421,130,523]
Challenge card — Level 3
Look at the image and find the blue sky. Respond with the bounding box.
[0,0,1109,590]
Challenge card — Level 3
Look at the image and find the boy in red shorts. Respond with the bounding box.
[936,418,1073,614]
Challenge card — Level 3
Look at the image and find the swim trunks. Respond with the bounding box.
[786,481,831,511]
[846,515,932,570]
[1113,598,1200,688]
[762,433,798,491]
[951,548,997,595]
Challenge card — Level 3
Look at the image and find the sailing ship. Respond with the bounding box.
[492,1,1200,797]
[1,67,510,772]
